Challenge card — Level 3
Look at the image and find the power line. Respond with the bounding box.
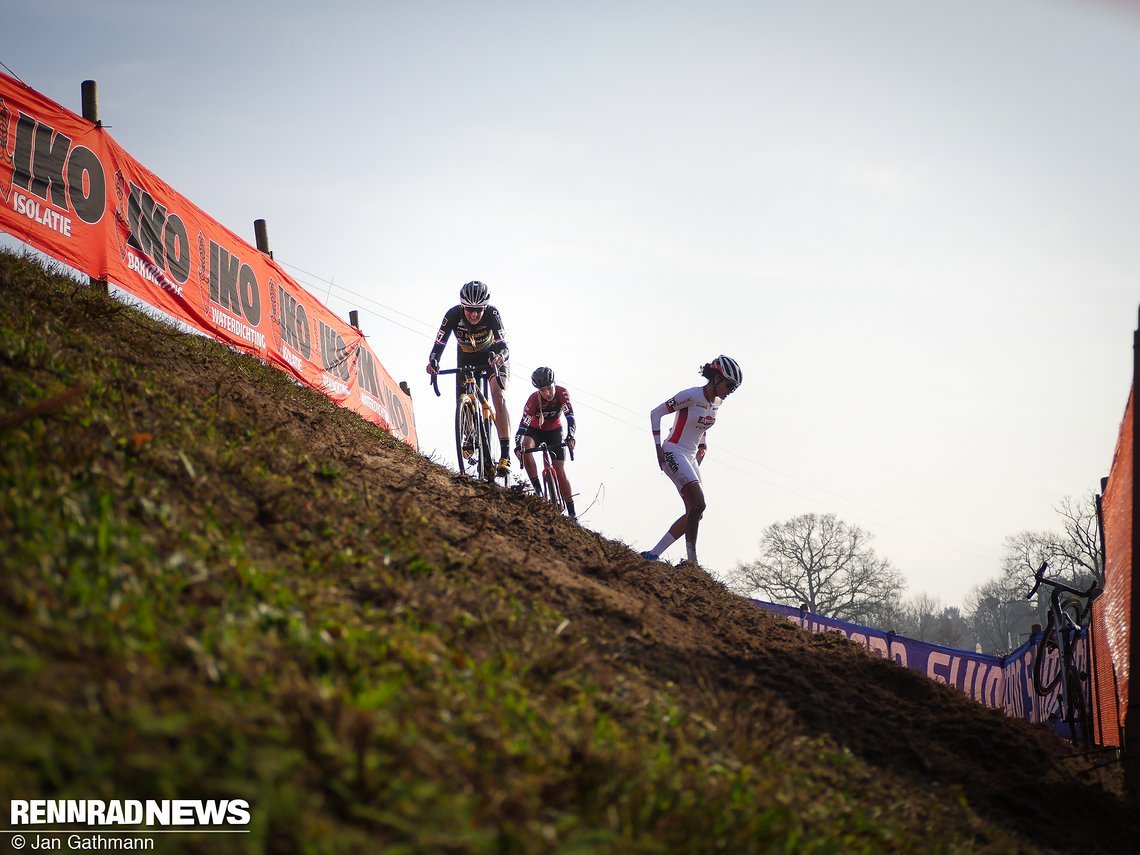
[280,260,438,334]
[0,58,27,85]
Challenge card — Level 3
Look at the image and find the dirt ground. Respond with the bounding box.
[339,422,1137,853]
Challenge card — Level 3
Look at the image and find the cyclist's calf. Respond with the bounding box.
[682,482,706,519]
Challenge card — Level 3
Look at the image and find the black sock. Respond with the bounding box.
[566,500,577,518]
[530,477,542,495]
[500,438,509,459]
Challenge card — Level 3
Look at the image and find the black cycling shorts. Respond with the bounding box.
[521,427,566,461]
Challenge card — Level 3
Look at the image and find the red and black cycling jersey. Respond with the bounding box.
[429,304,509,364]
[515,385,576,442]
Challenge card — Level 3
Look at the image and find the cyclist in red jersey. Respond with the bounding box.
[426,280,513,475]
[641,355,743,566]
[513,366,578,521]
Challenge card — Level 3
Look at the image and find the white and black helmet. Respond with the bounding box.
[709,355,743,388]
[459,280,491,308]
[531,366,555,388]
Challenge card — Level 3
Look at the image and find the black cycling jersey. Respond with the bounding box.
[429,305,509,365]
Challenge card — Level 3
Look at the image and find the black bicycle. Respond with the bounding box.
[431,363,504,484]
[1026,560,1099,749]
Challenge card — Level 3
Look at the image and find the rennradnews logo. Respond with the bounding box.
[10,800,251,827]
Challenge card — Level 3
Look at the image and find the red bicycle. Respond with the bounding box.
[520,441,574,515]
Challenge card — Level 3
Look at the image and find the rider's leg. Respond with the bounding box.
[649,479,704,559]
[649,449,701,558]
[520,436,541,493]
[679,481,706,563]
[490,378,512,461]
[650,515,685,556]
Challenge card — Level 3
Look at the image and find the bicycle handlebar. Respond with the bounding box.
[524,442,579,462]
[429,362,504,398]
[1026,560,1100,602]
[1026,561,1047,601]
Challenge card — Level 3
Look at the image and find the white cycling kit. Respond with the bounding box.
[650,385,720,490]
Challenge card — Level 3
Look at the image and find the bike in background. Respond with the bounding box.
[1026,560,1100,749]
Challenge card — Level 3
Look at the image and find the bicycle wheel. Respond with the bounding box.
[455,398,486,478]
[1064,663,1091,749]
[476,415,496,482]
[543,469,564,512]
[1032,612,1063,695]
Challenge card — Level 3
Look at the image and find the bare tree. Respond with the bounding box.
[861,585,906,634]
[729,513,905,624]
[1000,492,1101,628]
[930,606,971,649]
[1002,492,1102,587]
[965,574,1037,655]
[1054,493,1102,582]
[897,592,943,641]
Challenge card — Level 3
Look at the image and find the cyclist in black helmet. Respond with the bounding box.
[426,281,513,475]
[514,366,578,521]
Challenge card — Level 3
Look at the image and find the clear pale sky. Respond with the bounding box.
[4,0,1137,608]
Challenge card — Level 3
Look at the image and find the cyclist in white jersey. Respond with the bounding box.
[641,355,743,566]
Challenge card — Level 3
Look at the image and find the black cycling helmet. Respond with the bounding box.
[459,280,491,308]
[531,366,555,388]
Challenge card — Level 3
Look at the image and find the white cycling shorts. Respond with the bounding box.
[661,443,701,491]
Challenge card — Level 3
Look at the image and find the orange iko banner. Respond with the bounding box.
[0,72,416,448]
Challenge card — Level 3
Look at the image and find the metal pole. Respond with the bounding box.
[81,81,108,294]
[254,219,272,258]
[81,80,99,127]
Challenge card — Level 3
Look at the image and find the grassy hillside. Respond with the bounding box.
[0,248,1133,853]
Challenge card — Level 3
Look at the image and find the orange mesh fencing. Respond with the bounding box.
[1091,387,1133,747]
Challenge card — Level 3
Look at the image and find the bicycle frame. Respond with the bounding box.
[432,364,503,482]
[521,441,574,514]
[1026,561,1100,748]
